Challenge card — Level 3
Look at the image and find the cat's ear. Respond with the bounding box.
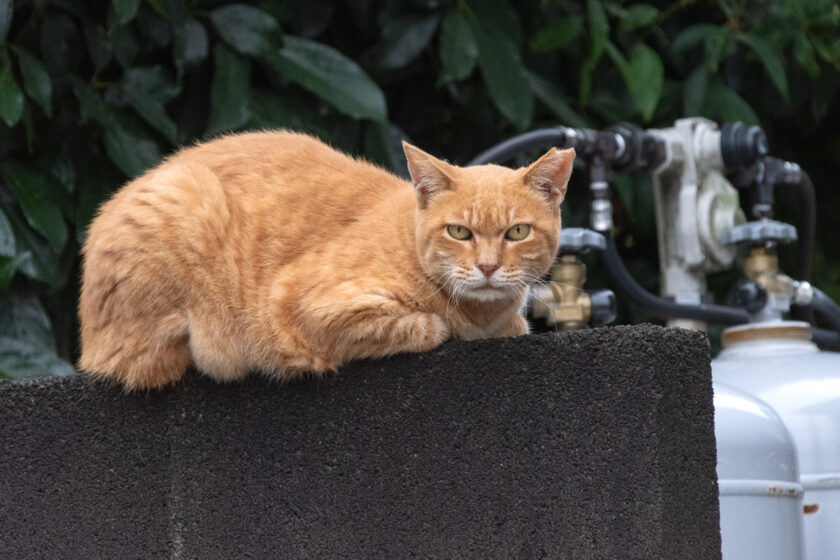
[403,142,454,209]
[523,148,575,206]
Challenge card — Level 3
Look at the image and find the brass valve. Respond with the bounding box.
[532,255,591,330]
[744,247,792,296]
[725,220,812,316]
[736,246,812,316]
[531,228,616,330]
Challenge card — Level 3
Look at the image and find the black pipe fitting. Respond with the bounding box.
[605,123,666,172]
[720,122,768,169]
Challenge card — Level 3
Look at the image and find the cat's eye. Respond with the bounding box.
[505,224,531,241]
[447,224,473,240]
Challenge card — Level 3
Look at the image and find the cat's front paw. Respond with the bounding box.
[401,312,450,352]
[499,314,530,337]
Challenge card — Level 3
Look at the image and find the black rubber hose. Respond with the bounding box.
[812,287,840,334]
[811,327,840,351]
[601,238,751,325]
[468,127,570,166]
[791,170,816,283]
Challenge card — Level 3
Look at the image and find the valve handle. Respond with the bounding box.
[722,220,797,246]
[559,228,607,254]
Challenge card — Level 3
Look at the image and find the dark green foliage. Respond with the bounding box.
[0,0,838,378]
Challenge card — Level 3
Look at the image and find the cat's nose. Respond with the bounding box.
[477,263,500,277]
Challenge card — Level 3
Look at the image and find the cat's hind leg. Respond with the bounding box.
[186,315,250,383]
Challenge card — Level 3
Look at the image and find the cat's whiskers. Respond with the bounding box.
[517,272,592,296]
[402,274,453,307]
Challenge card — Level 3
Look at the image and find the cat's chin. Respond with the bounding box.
[464,286,515,302]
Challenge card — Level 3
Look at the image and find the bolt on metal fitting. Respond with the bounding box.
[591,199,613,232]
[792,281,814,306]
[781,161,802,184]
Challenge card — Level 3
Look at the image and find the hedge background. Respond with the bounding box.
[0,0,838,378]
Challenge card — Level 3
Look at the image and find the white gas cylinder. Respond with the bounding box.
[714,382,805,559]
[713,321,840,560]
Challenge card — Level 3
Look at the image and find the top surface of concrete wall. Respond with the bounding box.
[1,325,719,559]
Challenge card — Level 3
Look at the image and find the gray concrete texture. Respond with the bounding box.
[1,325,720,559]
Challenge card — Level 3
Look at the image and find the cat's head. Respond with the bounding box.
[403,142,575,302]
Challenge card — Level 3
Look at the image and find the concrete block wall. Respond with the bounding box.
[1,325,720,559]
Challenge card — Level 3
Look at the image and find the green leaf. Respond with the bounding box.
[470,0,523,49]
[104,118,162,177]
[121,66,180,143]
[608,42,663,122]
[39,12,85,73]
[0,335,76,378]
[111,0,140,25]
[363,121,410,178]
[244,88,331,139]
[793,35,820,79]
[13,48,52,117]
[173,19,208,70]
[379,12,440,71]
[703,79,759,125]
[526,71,590,129]
[0,294,54,348]
[71,78,110,124]
[703,27,731,72]
[671,24,720,54]
[48,154,76,200]
[110,22,139,67]
[0,54,23,127]
[617,4,659,36]
[72,78,160,177]
[148,0,185,23]
[274,36,387,122]
[125,90,178,141]
[0,253,28,292]
[472,19,533,130]
[122,66,180,102]
[83,23,113,71]
[683,65,708,116]
[580,0,610,102]
[0,199,61,288]
[209,4,283,58]
[206,44,251,135]
[438,8,477,84]
[0,162,68,254]
[529,16,585,53]
[587,0,610,61]
[0,206,14,258]
[0,294,75,378]
[737,32,789,100]
[0,0,12,44]
[626,43,664,122]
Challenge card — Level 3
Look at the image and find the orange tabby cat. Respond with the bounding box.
[79,131,574,390]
